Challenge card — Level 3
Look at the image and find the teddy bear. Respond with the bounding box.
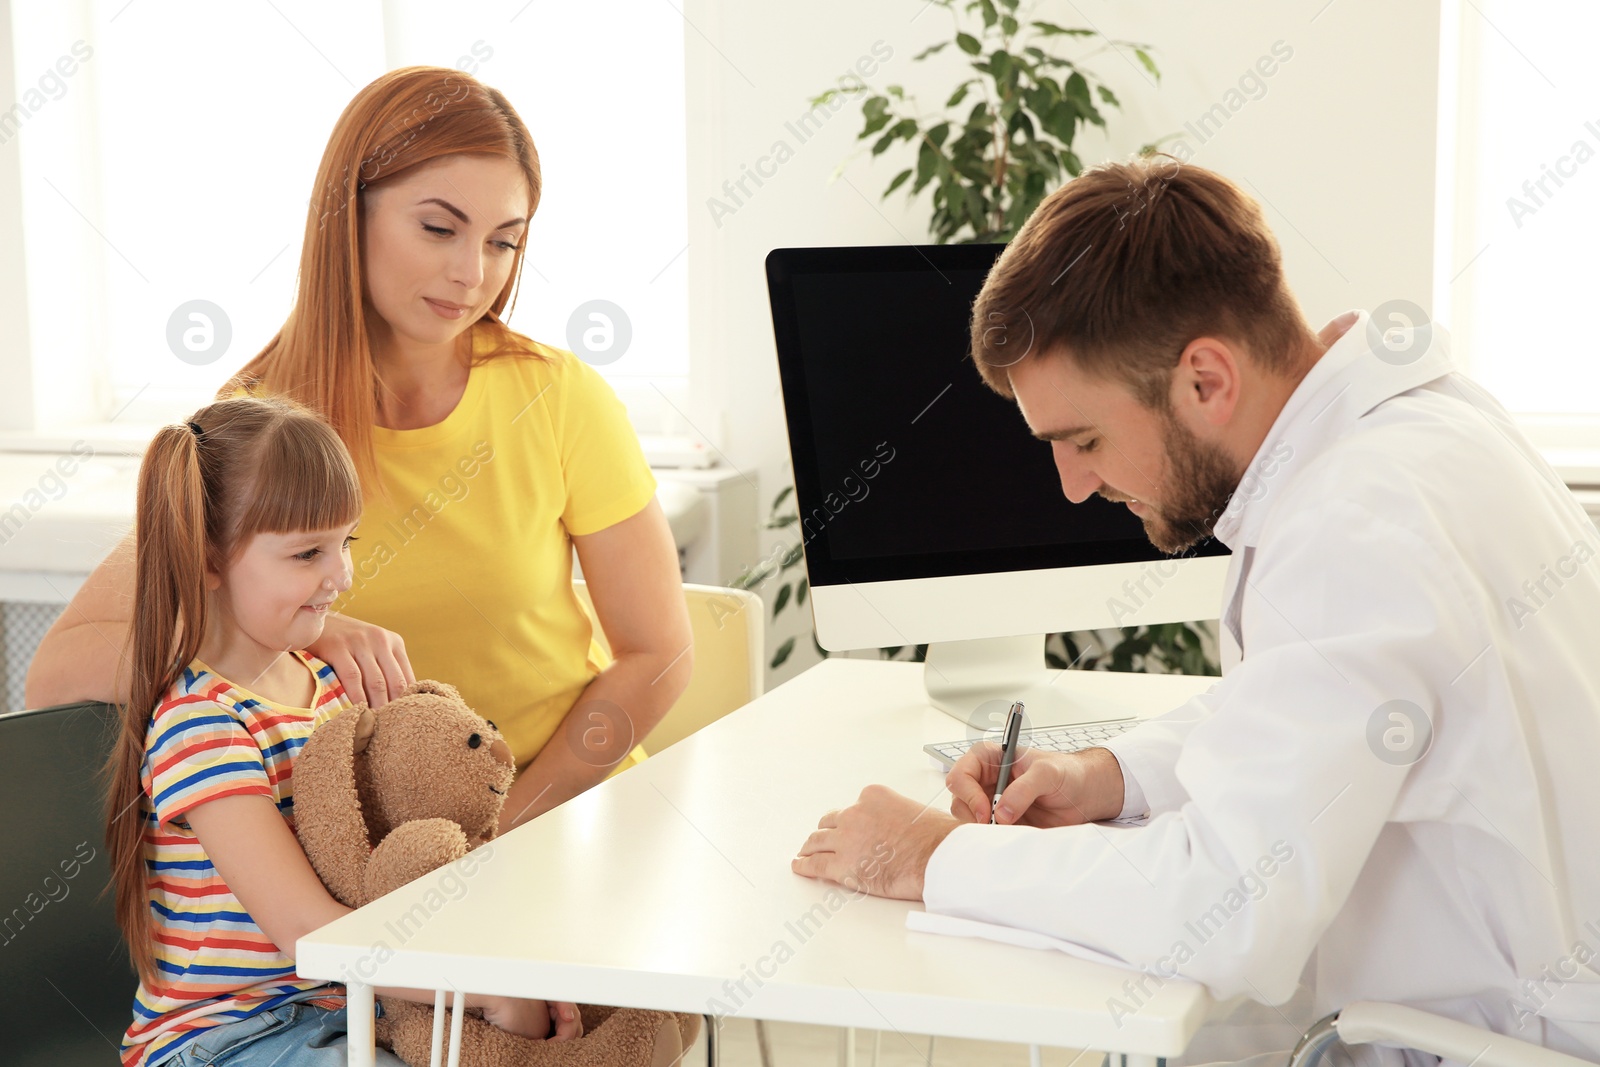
[293,679,700,1067]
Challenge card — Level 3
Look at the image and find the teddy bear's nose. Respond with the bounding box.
[489,736,513,769]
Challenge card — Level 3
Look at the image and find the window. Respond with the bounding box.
[6,0,687,432]
[1440,0,1600,425]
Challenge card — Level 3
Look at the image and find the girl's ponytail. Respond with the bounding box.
[106,421,211,987]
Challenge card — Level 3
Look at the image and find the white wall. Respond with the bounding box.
[682,0,1442,689]
[0,0,34,431]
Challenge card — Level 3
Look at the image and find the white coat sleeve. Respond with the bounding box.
[1103,684,1225,819]
[922,498,1485,1004]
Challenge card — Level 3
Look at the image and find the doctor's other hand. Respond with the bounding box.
[305,611,416,710]
[947,743,1125,827]
[792,784,960,901]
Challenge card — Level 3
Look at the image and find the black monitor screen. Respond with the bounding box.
[766,244,1227,587]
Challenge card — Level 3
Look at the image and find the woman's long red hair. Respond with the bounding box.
[225,65,546,500]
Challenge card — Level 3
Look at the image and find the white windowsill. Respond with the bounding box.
[3,415,1598,484]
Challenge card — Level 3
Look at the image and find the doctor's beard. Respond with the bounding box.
[1129,409,1242,554]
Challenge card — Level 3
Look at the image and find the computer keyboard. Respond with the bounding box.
[924,718,1140,768]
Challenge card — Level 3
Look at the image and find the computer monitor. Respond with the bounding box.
[764,243,1230,728]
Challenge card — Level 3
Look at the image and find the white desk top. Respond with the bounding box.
[296,658,1216,1054]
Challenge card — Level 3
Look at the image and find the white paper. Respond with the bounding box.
[906,909,1168,975]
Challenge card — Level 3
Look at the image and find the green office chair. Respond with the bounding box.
[0,700,139,1066]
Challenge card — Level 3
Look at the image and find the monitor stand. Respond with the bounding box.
[923,634,1106,731]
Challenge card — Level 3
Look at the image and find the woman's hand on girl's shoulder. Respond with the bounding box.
[306,612,415,709]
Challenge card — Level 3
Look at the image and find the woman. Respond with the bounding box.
[28,66,692,833]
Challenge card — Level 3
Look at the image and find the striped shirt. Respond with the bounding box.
[119,652,356,1067]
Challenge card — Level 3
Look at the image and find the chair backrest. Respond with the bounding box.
[0,700,139,1066]
[573,581,764,755]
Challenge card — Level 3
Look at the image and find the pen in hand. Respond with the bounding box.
[991,700,1025,825]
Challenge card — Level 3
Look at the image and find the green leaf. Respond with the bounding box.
[990,50,1013,88]
[913,140,940,193]
[979,0,998,28]
[860,112,893,138]
[1097,84,1120,107]
[913,41,950,61]
[1040,100,1077,143]
[774,583,792,617]
[1001,14,1018,34]
[883,167,913,196]
[956,31,981,55]
[1134,47,1160,82]
[1064,71,1091,108]
[796,577,808,606]
[729,561,771,590]
[1032,21,1097,37]
[771,636,796,669]
[764,514,799,528]
[873,117,918,157]
[927,121,951,148]
[780,544,805,569]
[964,185,987,229]
[771,485,794,512]
[946,81,975,108]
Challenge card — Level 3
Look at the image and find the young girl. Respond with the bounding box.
[107,396,574,1067]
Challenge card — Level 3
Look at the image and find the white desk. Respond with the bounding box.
[296,658,1216,1065]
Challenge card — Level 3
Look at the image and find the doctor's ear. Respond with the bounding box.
[1170,337,1242,427]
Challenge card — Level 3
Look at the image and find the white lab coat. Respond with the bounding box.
[923,309,1600,1067]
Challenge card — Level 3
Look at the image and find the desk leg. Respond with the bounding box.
[346,981,376,1067]
[1112,1054,1163,1067]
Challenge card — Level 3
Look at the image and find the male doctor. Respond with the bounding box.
[791,155,1600,1066]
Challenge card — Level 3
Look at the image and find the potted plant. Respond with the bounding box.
[742,2,1218,677]
[814,0,1175,244]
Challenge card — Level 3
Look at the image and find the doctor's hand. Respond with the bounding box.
[792,784,961,901]
[947,744,1125,827]
[307,612,416,710]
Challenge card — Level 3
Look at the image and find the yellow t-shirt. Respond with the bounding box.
[323,330,656,770]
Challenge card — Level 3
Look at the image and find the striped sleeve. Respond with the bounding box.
[144,697,272,828]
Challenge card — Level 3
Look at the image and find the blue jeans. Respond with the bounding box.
[155,998,406,1067]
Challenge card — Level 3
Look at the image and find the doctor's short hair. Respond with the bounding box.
[969,154,1317,408]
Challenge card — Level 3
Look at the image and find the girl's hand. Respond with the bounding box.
[480,995,552,1040]
[306,611,415,709]
[547,1001,584,1041]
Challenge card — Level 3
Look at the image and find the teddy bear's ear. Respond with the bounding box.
[398,679,462,702]
[294,703,380,908]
